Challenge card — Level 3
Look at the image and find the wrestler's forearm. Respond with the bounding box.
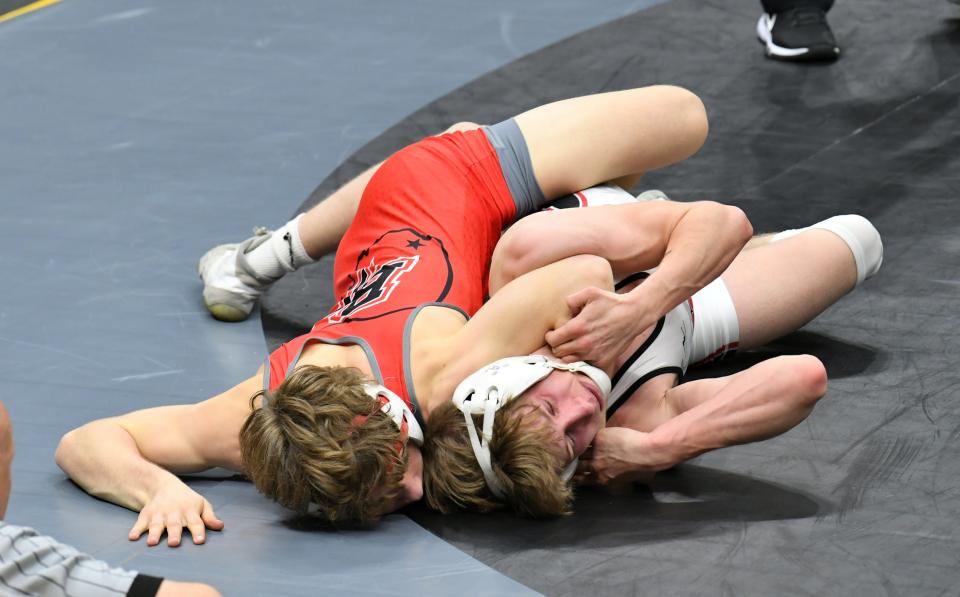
[630,202,752,320]
[55,420,184,511]
[646,355,826,468]
[438,255,614,396]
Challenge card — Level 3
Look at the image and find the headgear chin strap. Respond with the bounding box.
[364,384,424,446]
[451,355,611,499]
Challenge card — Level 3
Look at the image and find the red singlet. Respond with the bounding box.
[266,129,517,416]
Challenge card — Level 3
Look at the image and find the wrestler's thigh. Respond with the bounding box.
[513,86,707,199]
[721,229,857,349]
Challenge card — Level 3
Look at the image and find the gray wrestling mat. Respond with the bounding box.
[261,1,960,595]
[0,0,654,595]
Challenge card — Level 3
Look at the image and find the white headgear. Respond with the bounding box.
[451,355,611,498]
[364,384,424,446]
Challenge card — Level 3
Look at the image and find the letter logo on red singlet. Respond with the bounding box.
[327,255,420,323]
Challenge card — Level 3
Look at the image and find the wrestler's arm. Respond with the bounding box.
[55,372,260,546]
[491,199,751,301]
[491,200,751,369]
[579,355,826,484]
[433,254,614,399]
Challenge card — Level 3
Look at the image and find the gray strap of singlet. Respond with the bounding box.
[260,357,272,409]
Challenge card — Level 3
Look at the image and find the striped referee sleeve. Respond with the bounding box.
[0,522,162,597]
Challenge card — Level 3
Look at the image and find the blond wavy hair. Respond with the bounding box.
[422,399,572,517]
[239,365,405,525]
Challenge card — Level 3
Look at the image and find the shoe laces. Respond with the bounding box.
[782,6,827,27]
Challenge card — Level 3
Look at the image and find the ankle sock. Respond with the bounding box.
[245,214,316,280]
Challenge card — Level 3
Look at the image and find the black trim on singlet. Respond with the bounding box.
[338,306,417,324]
[544,192,582,210]
[614,271,650,291]
[126,574,163,597]
[611,315,666,388]
[606,366,683,418]
[402,302,469,430]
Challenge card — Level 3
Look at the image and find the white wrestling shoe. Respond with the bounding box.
[198,227,278,322]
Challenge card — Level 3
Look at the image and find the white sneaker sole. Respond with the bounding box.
[198,243,260,322]
[756,14,811,58]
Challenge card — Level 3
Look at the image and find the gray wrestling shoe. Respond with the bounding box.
[198,227,278,322]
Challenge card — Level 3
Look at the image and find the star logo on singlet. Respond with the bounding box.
[406,239,422,250]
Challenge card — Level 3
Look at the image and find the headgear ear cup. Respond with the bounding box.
[364,384,424,446]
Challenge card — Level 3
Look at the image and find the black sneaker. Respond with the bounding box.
[756,7,841,62]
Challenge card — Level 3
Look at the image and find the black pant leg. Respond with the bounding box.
[760,0,834,13]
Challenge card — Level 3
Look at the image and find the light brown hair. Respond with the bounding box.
[422,399,572,517]
[239,365,405,525]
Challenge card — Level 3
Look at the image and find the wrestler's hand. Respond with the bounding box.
[574,427,661,487]
[129,479,224,547]
[546,286,657,370]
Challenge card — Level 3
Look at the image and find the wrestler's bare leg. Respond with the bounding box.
[513,86,708,199]
[722,228,859,349]
[587,233,849,482]
[296,121,481,258]
[605,228,854,435]
[199,122,479,321]
[301,94,684,259]
[608,216,880,434]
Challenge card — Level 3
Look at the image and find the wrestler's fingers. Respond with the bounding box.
[545,318,587,350]
[565,287,597,313]
[200,500,224,531]
[544,328,578,357]
[165,515,183,547]
[546,335,587,359]
[128,513,149,541]
[185,511,207,545]
[146,517,166,547]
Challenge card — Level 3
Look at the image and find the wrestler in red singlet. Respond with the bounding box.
[266,129,518,418]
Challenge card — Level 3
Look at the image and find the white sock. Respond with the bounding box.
[245,214,315,280]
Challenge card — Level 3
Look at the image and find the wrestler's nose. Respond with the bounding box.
[558,395,595,434]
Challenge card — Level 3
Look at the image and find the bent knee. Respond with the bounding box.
[445,121,480,134]
[658,85,708,151]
